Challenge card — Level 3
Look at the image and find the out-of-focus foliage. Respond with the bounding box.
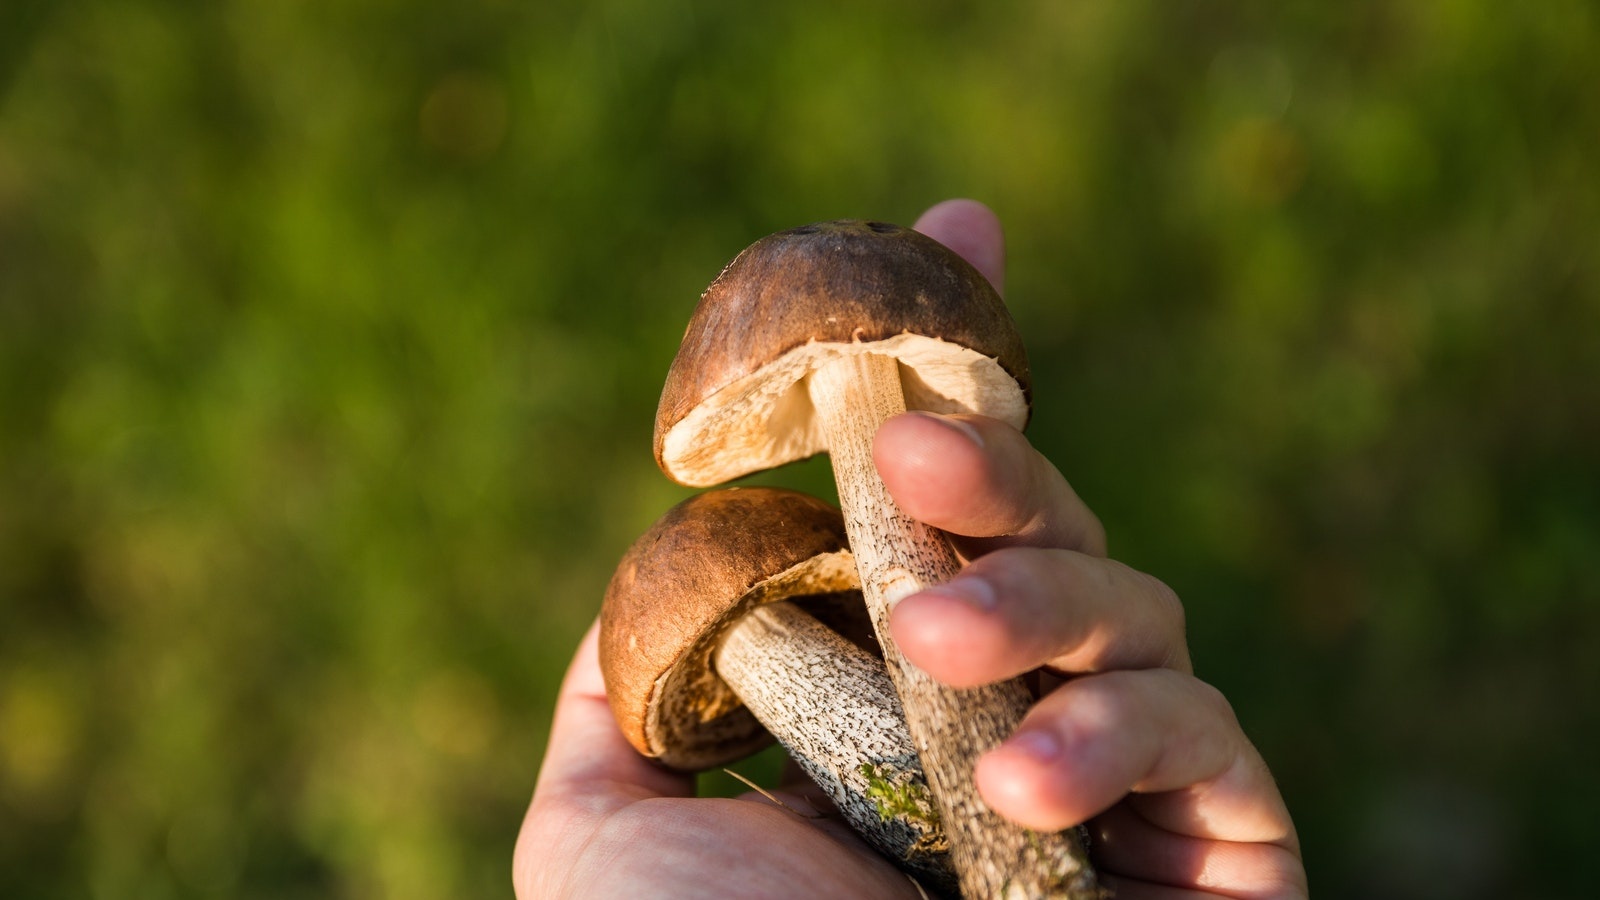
[1,1,1596,897]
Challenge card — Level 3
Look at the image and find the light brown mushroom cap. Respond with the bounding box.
[655,219,1032,487]
[599,487,863,771]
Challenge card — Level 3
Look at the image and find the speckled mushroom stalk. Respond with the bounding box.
[809,354,1095,898]
[600,489,955,894]
[715,600,954,894]
[654,221,1101,899]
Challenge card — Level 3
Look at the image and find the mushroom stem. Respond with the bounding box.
[808,352,1100,900]
[715,600,955,895]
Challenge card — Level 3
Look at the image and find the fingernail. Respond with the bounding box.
[904,410,985,448]
[918,576,998,611]
[1002,729,1062,765]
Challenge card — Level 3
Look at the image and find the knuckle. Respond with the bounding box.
[1080,511,1108,557]
[1142,572,1186,633]
[1189,676,1240,726]
[1131,569,1187,652]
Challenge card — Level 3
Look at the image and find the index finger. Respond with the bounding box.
[531,619,693,804]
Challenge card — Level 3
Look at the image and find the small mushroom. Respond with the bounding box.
[653,221,1099,899]
[600,487,956,894]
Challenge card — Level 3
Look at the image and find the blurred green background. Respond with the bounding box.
[2,0,1597,897]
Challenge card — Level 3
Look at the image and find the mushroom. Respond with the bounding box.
[600,487,956,894]
[653,220,1099,898]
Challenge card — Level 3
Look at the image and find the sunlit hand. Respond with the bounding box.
[514,201,1307,899]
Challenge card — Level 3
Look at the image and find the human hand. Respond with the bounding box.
[513,616,934,898]
[877,201,1307,898]
[514,201,1307,899]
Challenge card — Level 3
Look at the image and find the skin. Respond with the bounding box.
[515,200,1309,900]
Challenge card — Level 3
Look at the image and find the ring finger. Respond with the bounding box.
[975,668,1297,848]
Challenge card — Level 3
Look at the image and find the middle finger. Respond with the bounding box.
[890,546,1192,689]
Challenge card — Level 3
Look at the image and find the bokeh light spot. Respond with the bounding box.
[0,671,80,808]
[1216,117,1308,207]
[411,668,499,760]
[419,71,509,163]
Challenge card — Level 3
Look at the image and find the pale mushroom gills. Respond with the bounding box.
[654,220,1030,488]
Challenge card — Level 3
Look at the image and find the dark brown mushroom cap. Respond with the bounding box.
[599,487,862,770]
[654,219,1032,487]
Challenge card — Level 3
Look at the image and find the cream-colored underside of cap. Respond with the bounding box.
[661,335,1028,487]
[645,549,860,769]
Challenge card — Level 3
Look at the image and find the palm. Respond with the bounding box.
[513,628,925,899]
[529,791,924,899]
